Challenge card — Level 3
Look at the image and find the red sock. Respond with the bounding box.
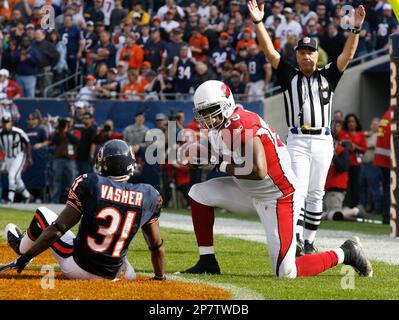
[190,197,214,247]
[295,251,339,277]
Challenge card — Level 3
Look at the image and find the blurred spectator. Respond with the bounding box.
[323,135,367,221]
[119,32,144,70]
[110,0,128,33]
[227,70,246,96]
[374,108,391,224]
[33,29,60,97]
[246,44,271,101]
[235,27,256,52]
[143,70,164,101]
[0,69,22,99]
[54,4,75,31]
[359,117,382,214]
[101,0,115,28]
[76,112,97,175]
[84,0,105,25]
[209,5,224,33]
[157,0,185,20]
[198,0,211,19]
[355,21,372,58]
[188,26,209,62]
[116,60,129,88]
[194,61,217,87]
[95,62,109,83]
[95,67,120,99]
[59,14,84,78]
[315,3,330,30]
[163,28,189,67]
[144,27,167,72]
[321,23,346,62]
[299,0,318,26]
[128,1,150,26]
[92,119,123,149]
[92,31,117,69]
[50,116,80,203]
[79,75,97,100]
[338,114,368,209]
[209,32,236,74]
[376,3,398,50]
[121,69,144,100]
[25,23,35,42]
[138,25,151,48]
[265,1,285,29]
[13,1,33,24]
[123,112,149,153]
[162,9,180,35]
[11,36,42,98]
[198,18,218,52]
[275,7,302,48]
[0,99,21,124]
[171,45,196,96]
[48,30,69,93]
[24,112,49,202]
[0,0,11,25]
[82,21,98,75]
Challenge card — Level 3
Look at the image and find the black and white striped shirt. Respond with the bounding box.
[0,127,30,158]
[274,59,343,129]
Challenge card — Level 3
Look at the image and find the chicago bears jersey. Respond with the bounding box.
[67,173,161,279]
[210,107,297,200]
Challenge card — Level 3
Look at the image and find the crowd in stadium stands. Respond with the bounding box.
[0,0,393,224]
[0,0,395,99]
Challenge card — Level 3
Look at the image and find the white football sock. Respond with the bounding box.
[333,248,345,264]
[19,234,35,254]
[199,246,215,255]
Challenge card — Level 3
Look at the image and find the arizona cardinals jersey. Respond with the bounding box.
[67,173,161,279]
[209,106,297,200]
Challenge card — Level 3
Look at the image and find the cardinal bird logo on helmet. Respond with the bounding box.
[221,83,231,99]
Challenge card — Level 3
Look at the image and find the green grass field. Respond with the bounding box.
[0,207,398,300]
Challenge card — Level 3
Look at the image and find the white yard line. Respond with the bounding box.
[2,204,399,265]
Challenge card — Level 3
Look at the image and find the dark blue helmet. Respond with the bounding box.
[96,139,136,182]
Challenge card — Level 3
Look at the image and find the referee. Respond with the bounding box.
[0,115,33,203]
[248,1,366,255]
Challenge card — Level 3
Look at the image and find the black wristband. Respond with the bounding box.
[148,239,164,251]
[351,28,360,34]
[253,19,262,24]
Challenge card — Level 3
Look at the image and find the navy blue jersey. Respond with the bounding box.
[376,16,398,49]
[83,32,98,53]
[144,40,167,71]
[92,43,117,68]
[210,46,236,67]
[68,173,162,279]
[174,58,195,94]
[246,53,267,82]
[59,26,83,59]
[25,125,48,145]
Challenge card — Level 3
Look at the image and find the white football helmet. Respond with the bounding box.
[193,80,235,130]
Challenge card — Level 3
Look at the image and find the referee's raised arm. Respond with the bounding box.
[247,0,280,70]
[336,5,366,72]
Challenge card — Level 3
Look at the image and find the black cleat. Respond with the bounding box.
[5,223,23,256]
[296,238,305,257]
[182,254,221,275]
[304,240,318,255]
[340,237,373,277]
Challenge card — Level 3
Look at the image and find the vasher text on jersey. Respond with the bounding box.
[100,184,143,207]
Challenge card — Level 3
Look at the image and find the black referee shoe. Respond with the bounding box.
[296,238,305,257]
[304,240,318,255]
[181,254,221,275]
[340,237,373,277]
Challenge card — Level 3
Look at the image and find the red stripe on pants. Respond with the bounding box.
[276,194,294,276]
[296,251,339,277]
[190,197,215,247]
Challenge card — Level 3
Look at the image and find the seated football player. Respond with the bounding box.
[4,139,166,281]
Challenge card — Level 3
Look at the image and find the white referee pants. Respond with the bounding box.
[20,206,136,281]
[5,153,30,202]
[286,133,333,241]
[189,176,300,278]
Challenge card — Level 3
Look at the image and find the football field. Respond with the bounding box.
[0,206,399,300]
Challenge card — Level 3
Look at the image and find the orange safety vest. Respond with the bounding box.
[373,108,391,169]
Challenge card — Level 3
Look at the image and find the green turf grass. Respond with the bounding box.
[166,208,391,235]
[0,208,398,300]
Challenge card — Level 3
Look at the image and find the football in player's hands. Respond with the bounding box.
[177,142,214,166]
